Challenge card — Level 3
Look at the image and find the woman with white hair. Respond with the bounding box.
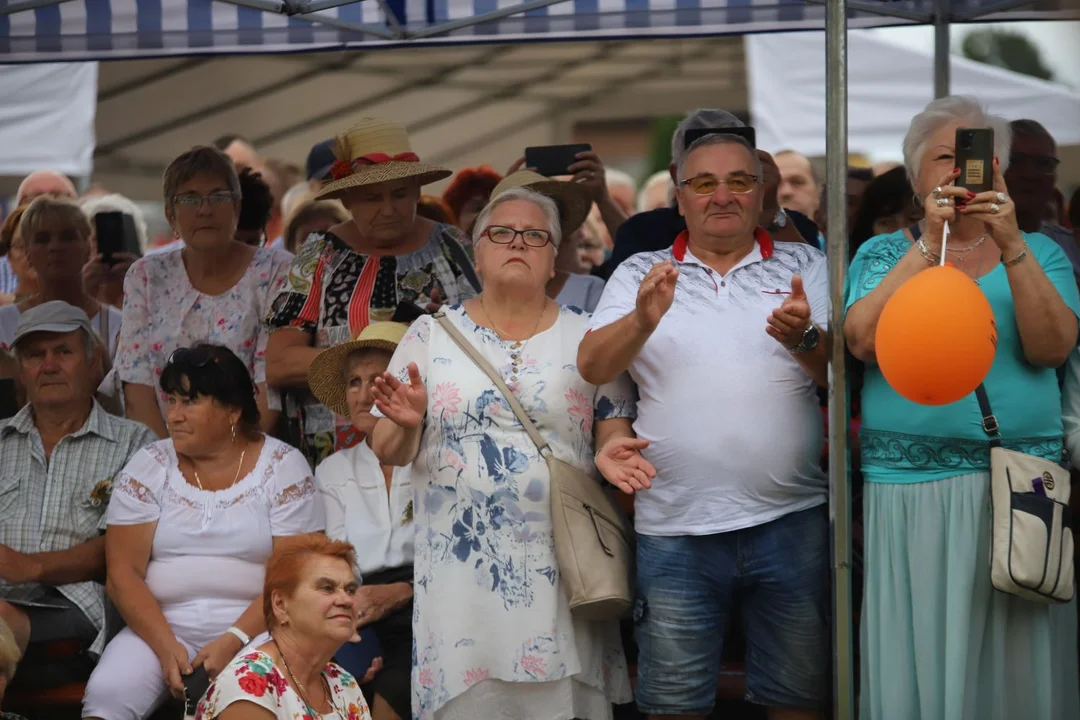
[369,186,654,720]
[82,193,148,310]
[845,96,1079,719]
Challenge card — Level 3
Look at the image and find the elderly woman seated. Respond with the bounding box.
[308,320,413,720]
[82,345,324,720]
[195,535,371,720]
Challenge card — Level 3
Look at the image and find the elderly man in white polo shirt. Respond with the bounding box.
[578,132,830,720]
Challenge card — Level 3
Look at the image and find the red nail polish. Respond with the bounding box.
[967,191,976,198]
[994,157,999,166]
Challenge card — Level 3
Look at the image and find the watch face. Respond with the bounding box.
[774,209,788,228]
[802,324,821,349]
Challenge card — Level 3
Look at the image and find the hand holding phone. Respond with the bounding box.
[524,144,593,177]
[955,128,994,194]
[93,211,142,266]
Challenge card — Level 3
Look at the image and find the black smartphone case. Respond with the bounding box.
[524,144,591,178]
[955,128,994,194]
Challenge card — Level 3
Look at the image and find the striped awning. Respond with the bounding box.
[0,0,1074,62]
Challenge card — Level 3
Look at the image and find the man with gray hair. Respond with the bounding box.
[0,302,153,690]
[595,109,820,279]
[579,131,830,720]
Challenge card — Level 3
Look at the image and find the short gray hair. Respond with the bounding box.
[471,187,563,249]
[676,134,763,186]
[605,168,636,192]
[902,95,1011,185]
[1009,118,1057,154]
[671,109,745,168]
[81,194,149,254]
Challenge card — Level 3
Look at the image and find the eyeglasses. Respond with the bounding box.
[172,192,236,209]
[483,225,552,248]
[1008,152,1059,175]
[680,174,759,196]
[167,347,218,368]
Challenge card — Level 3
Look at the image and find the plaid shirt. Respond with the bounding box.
[0,401,155,654]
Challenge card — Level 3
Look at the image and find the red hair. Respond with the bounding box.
[441,166,503,219]
[417,195,457,226]
[263,535,356,629]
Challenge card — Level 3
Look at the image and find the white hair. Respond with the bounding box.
[605,168,637,193]
[471,187,563,249]
[281,181,313,219]
[81,194,149,253]
[676,134,763,185]
[902,95,1012,186]
[638,170,675,212]
[671,109,745,167]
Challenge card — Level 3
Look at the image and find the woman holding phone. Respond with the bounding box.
[844,96,1079,719]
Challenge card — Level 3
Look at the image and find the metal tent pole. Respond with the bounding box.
[934,0,951,98]
[825,0,853,715]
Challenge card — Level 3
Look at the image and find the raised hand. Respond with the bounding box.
[957,157,1024,254]
[634,261,679,333]
[595,437,657,495]
[766,274,812,349]
[372,363,427,429]
[922,167,971,251]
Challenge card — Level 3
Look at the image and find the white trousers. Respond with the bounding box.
[82,598,249,720]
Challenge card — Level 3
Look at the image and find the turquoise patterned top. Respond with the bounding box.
[845,230,1080,483]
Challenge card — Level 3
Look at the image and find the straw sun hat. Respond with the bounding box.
[309,321,409,418]
[490,170,592,237]
[316,118,452,200]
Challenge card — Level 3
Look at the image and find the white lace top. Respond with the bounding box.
[107,436,325,608]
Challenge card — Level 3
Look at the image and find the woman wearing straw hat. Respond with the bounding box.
[369,186,655,720]
[309,321,415,720]
[266,118,481,469]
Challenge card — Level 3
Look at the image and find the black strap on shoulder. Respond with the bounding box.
[909,224,922,241]
[974,384,1002,447]
[441,229,482,294]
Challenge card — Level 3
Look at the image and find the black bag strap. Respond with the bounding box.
[911,222,1002,446]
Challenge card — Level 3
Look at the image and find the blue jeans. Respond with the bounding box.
[633,504,830,715]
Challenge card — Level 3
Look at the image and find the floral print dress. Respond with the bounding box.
[375,305,634,720]
[197,649,371,720]
[266,224,479,467]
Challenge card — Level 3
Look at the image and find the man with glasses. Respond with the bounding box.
[0,302,154,692]
[1004,119,1080,280]
[578,132,830,720]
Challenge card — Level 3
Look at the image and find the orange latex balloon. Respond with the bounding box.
[875,265,997,406]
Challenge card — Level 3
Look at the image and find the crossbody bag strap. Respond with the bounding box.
[441,230,483,294]
[909,224,922,241]
[974,383,1003,447]
[433,313,551,454]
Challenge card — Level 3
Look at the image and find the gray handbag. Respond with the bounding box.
[435,312,634,620]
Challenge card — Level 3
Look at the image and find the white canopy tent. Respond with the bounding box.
[748,29,1080,160]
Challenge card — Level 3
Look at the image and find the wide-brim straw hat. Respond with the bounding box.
[490,171,592,237]
[316,117,452,200]
[309,321,409,418]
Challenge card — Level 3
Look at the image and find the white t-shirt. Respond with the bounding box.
[586,230,829,536]
[316,442,415,578]
[0,303,122,357]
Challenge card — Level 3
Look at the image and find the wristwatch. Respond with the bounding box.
[767,209,788,232]
[790,321,821,354]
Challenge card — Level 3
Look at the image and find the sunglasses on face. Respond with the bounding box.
[172,192,236,209]
[680,173,759,196]
[483,226,552,248]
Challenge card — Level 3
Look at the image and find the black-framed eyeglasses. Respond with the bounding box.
[172,191,236,209]
[679,174,759,196]
[1008,152,1060,175]
[167,347,218,368]
[483,225,552,248]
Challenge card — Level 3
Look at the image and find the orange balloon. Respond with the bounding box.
[875,265,997,406]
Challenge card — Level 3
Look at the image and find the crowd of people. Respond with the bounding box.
[0,95,1077,720]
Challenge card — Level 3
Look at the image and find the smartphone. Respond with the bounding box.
[684,126,756,150]
[955,128,994,194]
[524,144,592,177]
[94,212,142,265]
[181,666,212,717]
[0,378,17,420]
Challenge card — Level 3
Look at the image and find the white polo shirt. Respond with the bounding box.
[586,229,829,536]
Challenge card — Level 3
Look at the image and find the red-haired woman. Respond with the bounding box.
[441,166,502,235]
[197,535,372,719]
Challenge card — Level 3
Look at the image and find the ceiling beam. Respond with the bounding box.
[98,59,211,103]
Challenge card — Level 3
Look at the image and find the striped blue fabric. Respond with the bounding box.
[0,0,1072,61]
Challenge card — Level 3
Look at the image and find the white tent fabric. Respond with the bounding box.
[0,62,97,176]
[0,0,1075,63]
[747,29,1080,161]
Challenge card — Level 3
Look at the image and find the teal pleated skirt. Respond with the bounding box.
[860,471,1080,720]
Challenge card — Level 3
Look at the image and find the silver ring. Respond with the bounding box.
[936,197,950,208]
[990,203,1000,215]
[996,192,1008,204]
[932,186,943,198]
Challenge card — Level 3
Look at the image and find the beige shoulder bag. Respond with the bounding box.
[435,312,633,620]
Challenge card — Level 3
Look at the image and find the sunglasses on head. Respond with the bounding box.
[167,347,219,368]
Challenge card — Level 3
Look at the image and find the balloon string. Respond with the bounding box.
[940,221,950,267]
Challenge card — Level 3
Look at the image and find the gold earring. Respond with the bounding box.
[231,423,236,441]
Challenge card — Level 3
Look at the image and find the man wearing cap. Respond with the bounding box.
[578,131,830,720]
[0,302,154,687]
[306,139,337,191]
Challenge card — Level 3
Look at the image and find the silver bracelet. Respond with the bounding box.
[1003,243,1029,268]
[916,239,940,265]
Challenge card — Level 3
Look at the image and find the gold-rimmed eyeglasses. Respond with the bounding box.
[679,174,758,196]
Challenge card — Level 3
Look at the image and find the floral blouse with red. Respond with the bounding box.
[196,649,371,720]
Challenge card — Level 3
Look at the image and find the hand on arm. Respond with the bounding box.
[0,536,106,586]
[265,328,321,390]
[594,417,656,495]
[355,582,413,628]
[371,363,427,467]
[578,261,678,386]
